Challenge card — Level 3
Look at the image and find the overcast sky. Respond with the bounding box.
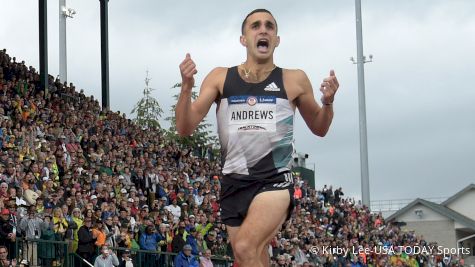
[1,0,474,205]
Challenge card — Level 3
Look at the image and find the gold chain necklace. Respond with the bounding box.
[240,63,277,80]
[243,67,251,79]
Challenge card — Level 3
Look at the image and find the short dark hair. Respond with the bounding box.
[241,9,277,34]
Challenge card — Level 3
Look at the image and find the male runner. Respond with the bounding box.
[175,9,339,266]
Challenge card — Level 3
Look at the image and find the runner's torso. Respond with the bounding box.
[216,66,295,180]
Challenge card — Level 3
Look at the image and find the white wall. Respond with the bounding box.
[445,188,475,220]
[398,203,449,222]
[403,220,456,248]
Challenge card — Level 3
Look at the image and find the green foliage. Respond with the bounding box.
[131,72,164,130]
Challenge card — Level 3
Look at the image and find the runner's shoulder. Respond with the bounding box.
[203,67,228,96]
[282,68,310,93]
[282,68,309,80]
[207,67,228,78]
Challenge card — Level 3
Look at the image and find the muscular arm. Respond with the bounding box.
[175,66,224,137]
[293,70,335,137]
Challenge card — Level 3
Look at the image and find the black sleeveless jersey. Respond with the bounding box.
[216,66,295,180]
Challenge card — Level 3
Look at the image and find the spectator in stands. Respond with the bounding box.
[172,226,187,254]
[0,245,16,267]
[93,245,119,267]
[0,209,15,260]
[199,249,213,267]
[139,225,162,267]
[349,254,364,267]
[77,217,96,262]
[334,187,344,203]
[209,195,219,216]
[294,184,303,200]
[70,208,83,251]
[166,198,181,222]
[195,214,213,237]
[117,229,131,250]
[193,189,204,207]
[0,183,8,203]
[52,207,68,240]
[214,234,230,260]
[204,231,218,256]
[19,206,42,265]
[92,219,106,248]
[186,227,199,256]
[117,249,133,267]
[275,254,286,267]
[196,232,208,256]
[174,244,199,267]
[104,216,119,248]
[39,214,56,267]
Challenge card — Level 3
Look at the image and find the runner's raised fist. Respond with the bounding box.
[179,53,198,91]
[320,69,339,105]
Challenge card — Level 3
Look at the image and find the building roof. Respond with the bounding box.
[441,183,475,206]
[387,198,475,231]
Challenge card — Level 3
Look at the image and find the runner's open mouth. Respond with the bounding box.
[257,39,269,52]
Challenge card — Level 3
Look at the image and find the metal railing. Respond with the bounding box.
[69,253,94,267]
[16,238,71,267]
[370,197,448,212]
[15,238,234,267]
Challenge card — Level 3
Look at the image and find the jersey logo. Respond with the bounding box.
[264,82,280,92]
[246,96,257,106]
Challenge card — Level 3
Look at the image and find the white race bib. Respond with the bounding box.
[227,95,276,133]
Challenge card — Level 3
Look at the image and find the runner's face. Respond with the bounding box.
[241,12,279,60]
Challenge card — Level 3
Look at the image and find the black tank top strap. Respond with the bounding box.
[222,66,241,98]
[269,67,287,99]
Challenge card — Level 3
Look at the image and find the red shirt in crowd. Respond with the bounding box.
[294,188,302,199]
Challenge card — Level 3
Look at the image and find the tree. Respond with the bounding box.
[165,83,218,156]
[131,71,164,130]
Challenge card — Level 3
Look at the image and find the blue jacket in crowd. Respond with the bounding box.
[174,251,199,267]
[186,235,199,256]
[139,232,162,251]
[350,261,365,267]
[158,186,167,199]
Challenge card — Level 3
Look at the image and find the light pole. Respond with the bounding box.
[39,0,48,96]
[59,0,76,84]
[99,0,110,110]
[351,0,373,208]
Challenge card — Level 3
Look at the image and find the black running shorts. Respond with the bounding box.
[219,171,295,227]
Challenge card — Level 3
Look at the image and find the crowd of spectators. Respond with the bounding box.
[0,48,465,267]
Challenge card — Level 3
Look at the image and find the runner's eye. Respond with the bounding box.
[266,22,275,30]
[250,22,260,30]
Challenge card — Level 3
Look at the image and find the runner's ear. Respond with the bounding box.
[240,35,247,47]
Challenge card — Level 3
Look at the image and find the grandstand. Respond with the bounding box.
[0,49,468,266]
